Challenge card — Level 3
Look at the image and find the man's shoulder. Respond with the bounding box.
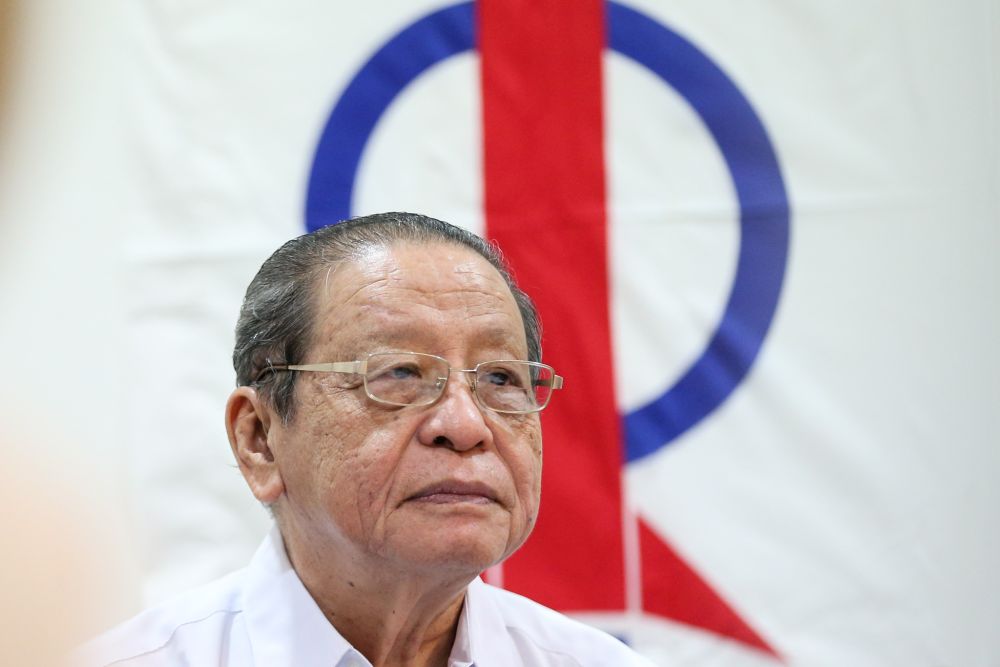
[473,580,654,665]
[74,569,247,667]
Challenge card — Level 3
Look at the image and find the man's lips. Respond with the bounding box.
[407,480,500,505]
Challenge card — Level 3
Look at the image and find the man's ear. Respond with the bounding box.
[226,386,285,504]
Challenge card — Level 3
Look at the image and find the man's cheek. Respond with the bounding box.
[524,427,543,459]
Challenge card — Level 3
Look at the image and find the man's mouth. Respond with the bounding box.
[408,480,499,505]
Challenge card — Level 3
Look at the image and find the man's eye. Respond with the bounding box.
[387,364,421,380]
[484,370,516,386]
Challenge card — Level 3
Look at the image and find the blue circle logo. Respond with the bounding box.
[306,1,790,462]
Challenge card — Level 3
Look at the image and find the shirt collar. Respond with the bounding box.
[242,526,370,667]
[453,578,520,667]
[447,592,473,667]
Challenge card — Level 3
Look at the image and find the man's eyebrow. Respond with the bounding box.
[340,326,525,355]
[472,327,527,350]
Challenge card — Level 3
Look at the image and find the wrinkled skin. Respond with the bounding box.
[275,241,542,575]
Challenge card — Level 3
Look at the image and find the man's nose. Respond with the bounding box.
[416,371,492,452]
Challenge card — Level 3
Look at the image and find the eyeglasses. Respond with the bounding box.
[260,351,564,414]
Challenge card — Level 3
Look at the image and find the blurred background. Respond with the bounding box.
[0,1,997,665]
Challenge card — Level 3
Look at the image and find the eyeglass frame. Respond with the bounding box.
[254,351,564,415]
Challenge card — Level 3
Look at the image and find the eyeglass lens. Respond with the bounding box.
[363,352,554,413]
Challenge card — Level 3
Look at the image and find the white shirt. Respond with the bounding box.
[77,528,653,666]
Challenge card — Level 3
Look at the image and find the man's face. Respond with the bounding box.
[269,241,543,576]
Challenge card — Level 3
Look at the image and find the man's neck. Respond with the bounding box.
[283,530,476,667]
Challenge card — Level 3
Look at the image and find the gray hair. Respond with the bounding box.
[233,212,542,421]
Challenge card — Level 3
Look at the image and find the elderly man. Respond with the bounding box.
[82,213,651,666]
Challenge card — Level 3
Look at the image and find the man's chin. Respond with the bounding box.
[385,529,512,577]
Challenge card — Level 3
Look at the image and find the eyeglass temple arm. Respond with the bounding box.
[535,375,564,390]
[257,360,366,382]
[284,361,367,374]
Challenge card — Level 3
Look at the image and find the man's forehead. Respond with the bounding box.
[322,242,511,304]
[309,241,526,351]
